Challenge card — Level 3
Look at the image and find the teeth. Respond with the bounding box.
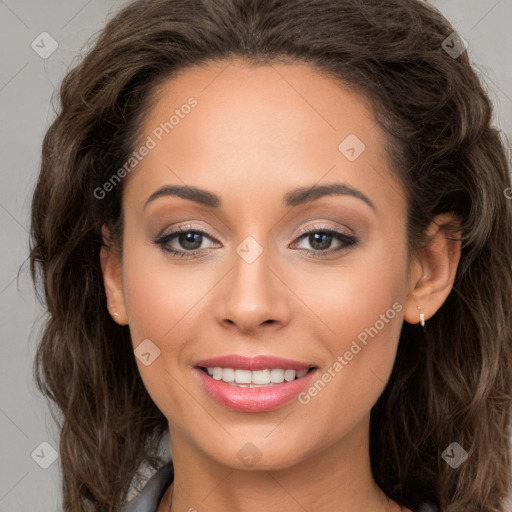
[234,369,252,384]
[252,369,271,385]
[270,369,284,383]
[284,369,295,382]
[222,367,235,382]
[205,367,311,385]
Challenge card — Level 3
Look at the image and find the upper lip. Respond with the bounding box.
[195,354,317,371]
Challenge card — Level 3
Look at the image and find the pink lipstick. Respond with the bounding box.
[194,355,318,412]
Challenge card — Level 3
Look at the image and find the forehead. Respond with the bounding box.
[144,59,381,152]
[123,59,404,219]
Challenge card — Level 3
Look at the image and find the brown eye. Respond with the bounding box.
[292,225,358,258]
[154,225,219,258]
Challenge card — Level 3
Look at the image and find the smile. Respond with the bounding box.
[201,367,311,386]
[193,355,319,412]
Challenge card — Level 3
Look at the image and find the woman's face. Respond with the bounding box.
[106,59,420,470]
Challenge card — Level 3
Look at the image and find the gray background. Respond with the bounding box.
[1,0,511,510]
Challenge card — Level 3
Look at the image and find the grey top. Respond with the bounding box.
[121,462,174,512]
[120,461,439,512]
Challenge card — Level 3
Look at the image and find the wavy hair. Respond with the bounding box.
[29,0,512,510]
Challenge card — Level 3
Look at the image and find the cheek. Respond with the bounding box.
[121,241,210,345]
[120,243,204,420]
[298,237,408,408]
[301,234,408,347]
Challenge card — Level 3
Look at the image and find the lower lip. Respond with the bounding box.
[195,368,318,412]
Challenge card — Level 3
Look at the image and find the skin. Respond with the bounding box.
[101,59,461,512]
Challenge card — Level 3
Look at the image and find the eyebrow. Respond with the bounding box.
[143,182,375,211]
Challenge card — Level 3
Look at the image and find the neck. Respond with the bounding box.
[162,415,399,512]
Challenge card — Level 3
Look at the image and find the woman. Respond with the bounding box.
[29,0,512,511]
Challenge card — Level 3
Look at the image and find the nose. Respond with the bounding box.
[215,243,292,334]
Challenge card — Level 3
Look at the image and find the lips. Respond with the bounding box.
[194,355,318,412]
[195,354,315,371]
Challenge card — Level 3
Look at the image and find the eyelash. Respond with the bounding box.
[153,223,358,259]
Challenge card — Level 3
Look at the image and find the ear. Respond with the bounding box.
[100,224,128,325]
[404,213,462,325]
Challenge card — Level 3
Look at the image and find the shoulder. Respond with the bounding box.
[121,461,174,512]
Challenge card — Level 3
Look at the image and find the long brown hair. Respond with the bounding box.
[29,0,512,510]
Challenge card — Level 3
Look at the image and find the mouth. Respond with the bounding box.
[193,355,319,412]
[197,366,317,387]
